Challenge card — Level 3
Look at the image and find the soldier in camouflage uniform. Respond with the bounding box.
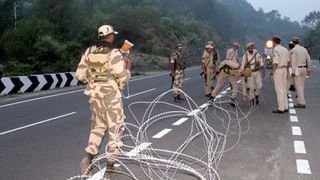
[76,25,131,175]
[170,44,186,102]
[202,42,218,96]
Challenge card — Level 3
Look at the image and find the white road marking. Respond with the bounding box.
[289,103,294,108]
[187,109,201,116]
[152,129,172,139]
[173,118,189,126]
[199,103,209,109]
[124,88,156,99]
[237,80,241,83]
[0,89,84,109]
[183,78,191,82]
[296,159,312,174]
[292,126,302,136]
[288,94,292,98]
[129,66,199,82]
[221,91,227,95]
[290,116,299,122]
[0,112,77,136]
[226,87,231,91]
[87,167,106,180]
[216,95,222,99]
[288,98,293,102]
[289,109,297,114]
[294,141,307,154]
[126,143,152,157]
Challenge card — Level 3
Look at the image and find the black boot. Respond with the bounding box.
[255,96,259,105]
[80,152,94,176]
[250,99,255,106]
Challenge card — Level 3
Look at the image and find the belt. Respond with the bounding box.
[252,69,260,72]
[298,65,307,68]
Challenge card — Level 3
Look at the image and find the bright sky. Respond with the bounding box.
[246,0,320,22]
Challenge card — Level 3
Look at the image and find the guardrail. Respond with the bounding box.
[0,72,80,96]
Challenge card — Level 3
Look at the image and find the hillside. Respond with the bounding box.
[0,0,303,76]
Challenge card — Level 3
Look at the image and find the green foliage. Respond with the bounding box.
[0,0,305,76]
[302,11,320,58]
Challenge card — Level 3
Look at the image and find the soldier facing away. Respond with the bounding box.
[76,25,131,175]
[290,37,312,108]
[270,36,289,113]
[170,44,186,102]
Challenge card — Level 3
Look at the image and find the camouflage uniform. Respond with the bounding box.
[76,45,131,156]
[171,50,186,98]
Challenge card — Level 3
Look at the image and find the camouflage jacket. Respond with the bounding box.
[170,51,186,71]
[76,46,131,99]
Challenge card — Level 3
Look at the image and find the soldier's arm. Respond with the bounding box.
[226,49,231,60]
[111,50,131,86]
[76,48,90,83]
[240,55,246,72]
[306,53,312,75]
[271,49,280,75]
[170,53,176,74]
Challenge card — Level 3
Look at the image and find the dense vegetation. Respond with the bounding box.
[0,0,307,76]
[302,11,320,59]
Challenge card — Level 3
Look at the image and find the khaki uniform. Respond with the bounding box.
[241,50,264,100]
[211,60,240,98]
[226,48,239,63]
[273,44,289,111]
[202,50,217,95]
[76,46,131,155]
[291,44,312,105]
[171,51,186,97]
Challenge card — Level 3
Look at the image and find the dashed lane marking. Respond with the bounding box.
[152,129,172,139]
[289,109,297,114]
[290,116,299,122]
[296,159,312,174]
[294,140,307,154]
[126,143,152,157]
[172,118,189,126]
[292,126,302,136]
[0,112,77,136]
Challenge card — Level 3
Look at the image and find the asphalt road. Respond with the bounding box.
[0,63,319,180]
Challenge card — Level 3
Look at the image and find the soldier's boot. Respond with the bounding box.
[255,96,260,105]
[174,96,179,102]
[80,152,94,176]
[177,94,185,101]
[250,98,255,107]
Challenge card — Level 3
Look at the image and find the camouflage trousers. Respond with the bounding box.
[173,70,184,97]
[85,96,125,155]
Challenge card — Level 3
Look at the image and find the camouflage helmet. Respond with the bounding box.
[176,44,183,49]
[98,25,118,37]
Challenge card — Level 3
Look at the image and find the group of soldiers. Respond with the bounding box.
[75,24,312,176]
[170,36,312,113]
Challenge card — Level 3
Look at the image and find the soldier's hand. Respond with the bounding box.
[307,70,311,77]
[123,57,132,71]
